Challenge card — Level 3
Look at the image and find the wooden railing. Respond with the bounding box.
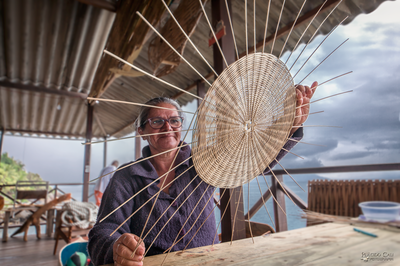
[244,163,400,233]
[1,163,399,233]
[308,179,400,217]
[0,182,96,209]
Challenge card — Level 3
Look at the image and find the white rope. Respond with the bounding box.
[61,201,98,229]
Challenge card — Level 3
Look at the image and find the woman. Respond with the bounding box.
[88,82,317,266]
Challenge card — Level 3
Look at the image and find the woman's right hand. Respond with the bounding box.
[113,233,146,266]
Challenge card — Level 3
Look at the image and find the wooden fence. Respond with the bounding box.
[308,179,400,217]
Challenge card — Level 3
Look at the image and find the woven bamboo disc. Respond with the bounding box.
[192,53,296,188]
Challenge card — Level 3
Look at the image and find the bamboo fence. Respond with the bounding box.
[308,179,400,218]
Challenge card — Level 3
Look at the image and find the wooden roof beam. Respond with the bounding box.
[240,0,342,58]
[77,0,117,12]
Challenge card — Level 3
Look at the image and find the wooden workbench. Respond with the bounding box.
[144,223,399,265]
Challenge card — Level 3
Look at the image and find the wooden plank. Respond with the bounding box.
[0,235,66,265]
[144,223,400,266]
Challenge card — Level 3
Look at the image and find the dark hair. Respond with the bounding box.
[135,97,183,130]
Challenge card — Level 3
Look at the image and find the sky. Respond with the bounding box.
[2,1,400,200]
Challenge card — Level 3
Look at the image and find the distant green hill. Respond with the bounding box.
[0,153,44,205]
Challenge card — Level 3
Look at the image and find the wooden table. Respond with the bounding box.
[2,206,57,242]
[143,223,399,265]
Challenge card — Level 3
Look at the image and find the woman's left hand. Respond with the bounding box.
[290,81,318,135]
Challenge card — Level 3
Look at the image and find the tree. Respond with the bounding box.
[0,153,45,206]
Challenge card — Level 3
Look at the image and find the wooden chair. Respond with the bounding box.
[53,209,93,255]
[13,180,49,211]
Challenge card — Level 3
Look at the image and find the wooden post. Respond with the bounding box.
[103,136,107,168]
[82,104,93,202]
[271,174,288,232]
[197,80,205,108]
[0,128,4,161]
[212,0,246,242]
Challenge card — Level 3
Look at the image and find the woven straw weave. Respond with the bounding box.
[192,53,296,188]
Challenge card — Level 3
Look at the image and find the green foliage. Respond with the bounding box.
[0,153,45,206]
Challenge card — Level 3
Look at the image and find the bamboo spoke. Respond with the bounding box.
[278,0,307,58]
[142,179,205,257]
[247,181,254,243]
[182,186,219,251]
[270,0,286,54]
[255,176,275,229]
[274,159,305,192]
[261,172,286,215]
[224,0,239,59]
[288,1,345,71]
[136,11,212,86]
[262,0,272,53]
[102,50,202,100]
[213,189,234,245]
[161,0,218,76]
[230,185,243,245]
[199,0,229,68]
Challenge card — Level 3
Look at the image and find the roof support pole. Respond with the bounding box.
[103,136,107,168]
[271,174,288,232]
[82,104,93,202]
[212,0,246,242]
[0,128,4,161]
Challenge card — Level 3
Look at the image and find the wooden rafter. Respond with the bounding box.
[77,0,117,12]
[88,0,171,100]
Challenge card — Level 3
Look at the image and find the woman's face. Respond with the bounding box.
[138,103,182,153]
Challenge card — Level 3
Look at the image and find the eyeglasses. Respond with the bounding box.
[145,116,184,129]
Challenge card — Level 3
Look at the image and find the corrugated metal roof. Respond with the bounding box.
[0,0,115,139]
[0,0,391,139]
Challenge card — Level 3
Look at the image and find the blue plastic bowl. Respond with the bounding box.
[359,201,400,222]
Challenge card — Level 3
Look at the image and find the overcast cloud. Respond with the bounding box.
[2,1,399,199]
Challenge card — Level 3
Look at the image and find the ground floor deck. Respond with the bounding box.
[0,234,66,266]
